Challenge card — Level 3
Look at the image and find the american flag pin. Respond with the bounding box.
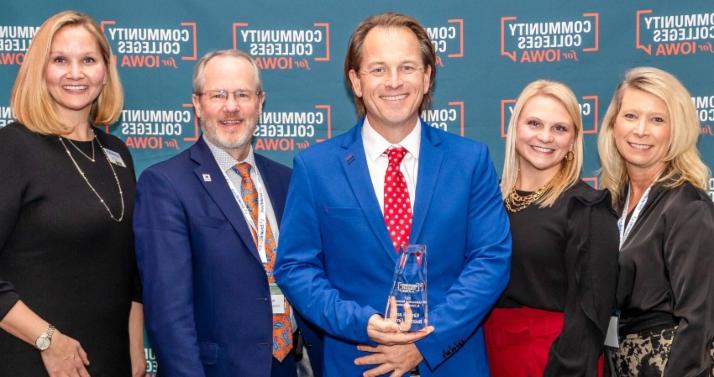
[202,174,212,182]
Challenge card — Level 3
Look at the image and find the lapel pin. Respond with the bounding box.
[344,153,355,164]
[202,174,212,182]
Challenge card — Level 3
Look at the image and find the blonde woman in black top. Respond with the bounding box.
[598,66,714,377]
[0,11,145,377]
[485,80,618,376]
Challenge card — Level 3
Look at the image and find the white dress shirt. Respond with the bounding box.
[204,136,280,249]
[361,118,421,213]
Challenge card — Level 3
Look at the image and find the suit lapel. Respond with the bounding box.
[254,155,285,225]
[411,121,444,243]
[339,122,398,262]
[190,139,262,264]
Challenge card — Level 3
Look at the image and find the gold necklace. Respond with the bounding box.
[504,183,550,213]
[65,137,96,162]
[59,133,125,222]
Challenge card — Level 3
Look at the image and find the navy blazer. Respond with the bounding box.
[134,138,322,377]
[275,119,511,376]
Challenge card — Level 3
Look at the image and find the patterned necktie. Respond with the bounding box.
[234,162,293,361]
[384,147,412,252]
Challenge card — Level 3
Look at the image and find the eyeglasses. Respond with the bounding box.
[360,64,424,79]
[197,89,263,104]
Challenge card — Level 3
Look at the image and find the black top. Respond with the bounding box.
[617,181,714,377]
[0,122,140,377]
[496,180,619,376]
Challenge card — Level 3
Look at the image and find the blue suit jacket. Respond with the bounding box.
[134,138,322,377]
[275,119,511,376]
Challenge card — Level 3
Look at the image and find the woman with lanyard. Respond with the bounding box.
[598,67,714,376]
[484,80,618,376]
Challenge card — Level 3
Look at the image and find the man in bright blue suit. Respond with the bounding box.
[275,13,511,377]
[134,50,321,377]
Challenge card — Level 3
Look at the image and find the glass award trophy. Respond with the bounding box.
[385,244,428,332]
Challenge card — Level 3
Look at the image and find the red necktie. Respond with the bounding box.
[384,147,412,252]
[234,162,293,361]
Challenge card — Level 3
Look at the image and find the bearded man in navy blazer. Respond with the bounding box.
[274,13,511,377]
[134,49,321,377]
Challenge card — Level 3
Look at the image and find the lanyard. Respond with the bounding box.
[221,167,268,263]
[617,184,652,251]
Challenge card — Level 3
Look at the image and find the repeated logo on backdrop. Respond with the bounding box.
[112,105,198,151]
[3,2,714,375]
[500,12,599,63]
[0,24,38,65]
[232,22,330,70]
[636,9,714,56]
[100,20,198,69]
[693,94,714,137]
[253,104,331,159]
[424,19,464,67]
[499,96,598,137]
[422,101,465,136]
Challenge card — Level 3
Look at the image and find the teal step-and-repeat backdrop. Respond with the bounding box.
[2,0,714,374]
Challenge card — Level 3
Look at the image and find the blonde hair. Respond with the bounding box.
[597,67,710,206]
[11,10,123,135]
[501,80,584,207]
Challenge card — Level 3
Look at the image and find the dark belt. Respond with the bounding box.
[618,312,677,336]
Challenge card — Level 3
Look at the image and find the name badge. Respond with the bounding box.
[270,283,286,314]
[604,315,619,348]
[103,148,126,167]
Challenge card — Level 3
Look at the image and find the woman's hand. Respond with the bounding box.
[40,329,91,377]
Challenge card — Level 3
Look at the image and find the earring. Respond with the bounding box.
[565,150,574,161]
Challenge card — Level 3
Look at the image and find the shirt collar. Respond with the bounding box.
[361,117,421,162]
[203,135,257,173]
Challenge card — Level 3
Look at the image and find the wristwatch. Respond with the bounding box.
[35,324,56,351]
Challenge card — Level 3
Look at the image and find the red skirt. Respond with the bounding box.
[484,307,565,377]
[484,307,604,376]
